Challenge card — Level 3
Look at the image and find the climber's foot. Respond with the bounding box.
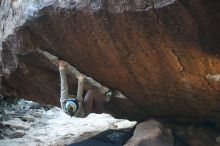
[104,89,116,102]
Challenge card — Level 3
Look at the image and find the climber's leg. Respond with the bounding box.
[83,89,107,115]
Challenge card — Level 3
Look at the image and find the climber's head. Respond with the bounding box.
[65,99,79,116]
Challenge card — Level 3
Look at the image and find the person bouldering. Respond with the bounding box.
[58,60,114,117]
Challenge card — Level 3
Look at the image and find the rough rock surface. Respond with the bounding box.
[1,0,220,123]
[124,120,174,146]
[1,99,220,146]
[0,99,136,146]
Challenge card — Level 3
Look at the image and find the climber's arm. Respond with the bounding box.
[74,75,85,117]
[59,60,68,111]
[76,75,84,102]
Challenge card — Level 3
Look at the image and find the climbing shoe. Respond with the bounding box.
[104,89,115,102]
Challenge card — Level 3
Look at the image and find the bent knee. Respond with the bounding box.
[87,89,97,95]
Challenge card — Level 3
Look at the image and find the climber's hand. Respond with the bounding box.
[58,60,65,69]
[78,74,86,82]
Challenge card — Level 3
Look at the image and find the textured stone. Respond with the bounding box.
[124,120,174,146]
[167,122,220,146]
[6,130,25,138]
[19,115,35,122]
[3,118,30,130]
[216,135,220,143]
[0,0,220,123]
[0,99,136,146]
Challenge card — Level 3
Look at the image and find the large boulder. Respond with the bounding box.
[1,0,220,122]
[124,120,174,146]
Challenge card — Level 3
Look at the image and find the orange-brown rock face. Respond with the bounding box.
[1,0,220,122]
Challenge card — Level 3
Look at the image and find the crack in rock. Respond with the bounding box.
[170,49,184,75]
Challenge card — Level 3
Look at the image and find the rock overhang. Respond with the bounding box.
[1,0,220,123]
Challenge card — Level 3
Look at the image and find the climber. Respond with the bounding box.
[58,60,114,117]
